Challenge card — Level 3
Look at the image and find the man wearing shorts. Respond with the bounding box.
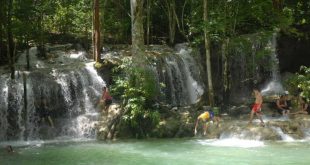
[248,88,265,126]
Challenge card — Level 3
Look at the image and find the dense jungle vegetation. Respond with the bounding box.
[0,0,309,137]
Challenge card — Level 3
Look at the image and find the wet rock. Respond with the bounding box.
[96,104,122,140]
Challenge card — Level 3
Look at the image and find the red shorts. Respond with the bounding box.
[252,103,262,113]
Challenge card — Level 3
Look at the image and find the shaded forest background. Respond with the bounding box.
[0,0,309,138]
[0,0,309,65]
[0,0,309,99]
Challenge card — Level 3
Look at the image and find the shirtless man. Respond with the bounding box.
[248,88,265,126]
[101,87,112,111]
[276,95,290,116]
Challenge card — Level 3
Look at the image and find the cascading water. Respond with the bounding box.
[177,46,204,104]
[152,44,204,106]
[228,32,286,104]
[0,76,9,140]
[270,126,294,141]
[261,33,284,95]
[0,47,105,141]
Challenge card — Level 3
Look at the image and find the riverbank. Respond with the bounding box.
[96,103,310,141]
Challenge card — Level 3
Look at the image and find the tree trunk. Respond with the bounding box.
[203,0,214,106]
[92,3,95,61]
[38,13,46,59]
[26,39,30,70]
[146,0,151,45]
[94,0,101,62]
[100,0,108,48]
[164,0,176,45]
[131,0,145,64]
[7,0,15,79]
[0,0,3,58]
[222,38,229,106]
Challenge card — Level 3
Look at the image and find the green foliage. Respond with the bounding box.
[187,0,293,46]
[103,1,131,44]
[286,66,310,101]
[285,0,310,26]
[111,57,160,138]
[2,0,308,50]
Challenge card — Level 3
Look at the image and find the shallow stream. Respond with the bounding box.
[1,138,310,165]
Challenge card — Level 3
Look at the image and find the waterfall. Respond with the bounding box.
[228,32,286,104]
[6,78,25,140]
[0,47,105,141]
[302,129,310,140]
[178,47,204,104]
[271,126,294,141]
[0,76,9,140]
[261,33,284,95]
[154,44,204,106]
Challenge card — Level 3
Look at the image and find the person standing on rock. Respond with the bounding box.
[248,88,265,126]
[101,87,112,111]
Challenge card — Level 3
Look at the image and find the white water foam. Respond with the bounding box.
[0,138,94,148]
[271,126,294,142]
[69,51,87,60]
[197,138,265,148]
[263,115,290,122]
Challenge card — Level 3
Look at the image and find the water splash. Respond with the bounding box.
[197,139,265,148]
[271,126,294,142]
[69,51,87,60]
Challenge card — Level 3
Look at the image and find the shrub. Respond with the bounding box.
[286,66,310,101]
[111,57,160,138]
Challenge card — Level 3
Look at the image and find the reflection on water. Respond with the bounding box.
[1,138,310,165]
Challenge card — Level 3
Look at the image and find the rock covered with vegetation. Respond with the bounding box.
[96,101,310,141]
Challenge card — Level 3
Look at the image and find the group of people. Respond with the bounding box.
[194,88,265,135]
[274,92,291,116]
[34,86,309,136]
[194,87,310,135]
[273,91,309,116]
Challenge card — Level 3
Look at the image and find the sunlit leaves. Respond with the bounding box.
[111,58,160,138]
[286,66,310,101]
